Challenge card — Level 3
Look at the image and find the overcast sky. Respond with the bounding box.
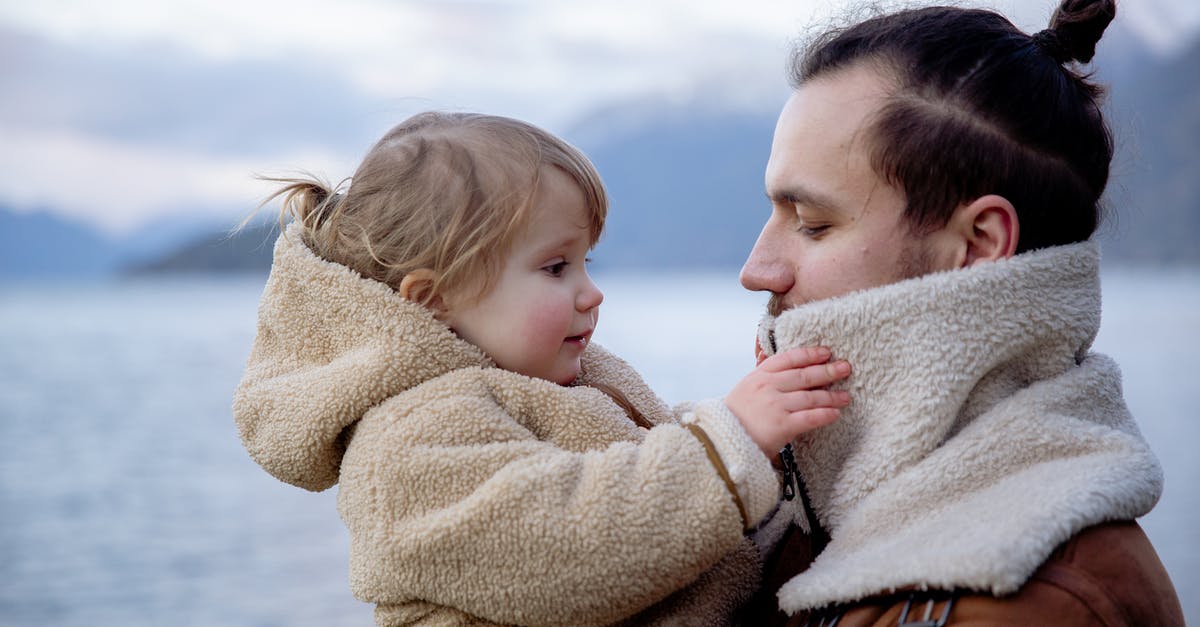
[2,0,1197,233]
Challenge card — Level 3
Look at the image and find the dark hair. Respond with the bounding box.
[792,0,1116,252]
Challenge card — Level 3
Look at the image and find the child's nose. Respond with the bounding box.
[577,275,603,311]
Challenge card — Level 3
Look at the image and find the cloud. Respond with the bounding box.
[0,1,808,233]
[2,0,1195,233]
[1120,0,1200,56]
[0,126,356,234]
[0,27,389,157]
[1,1,809,130]
[0,26,383,232]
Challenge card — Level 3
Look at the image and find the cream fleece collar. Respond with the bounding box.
[234,224,492,491]
[757,242,1163,612]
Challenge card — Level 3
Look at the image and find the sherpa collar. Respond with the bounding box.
[757,242,1163,612]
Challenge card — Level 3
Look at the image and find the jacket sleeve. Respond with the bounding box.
[337,371,778,626]
[677,398,783,530]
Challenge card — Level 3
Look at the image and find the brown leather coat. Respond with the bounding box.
[744,520,1184,626]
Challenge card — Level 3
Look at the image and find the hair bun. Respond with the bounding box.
[1032,29,1070,63]
[1043,0,1116,63]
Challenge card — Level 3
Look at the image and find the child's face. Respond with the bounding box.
[443,167,603,385]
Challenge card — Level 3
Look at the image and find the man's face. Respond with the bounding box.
[741,63,951,315]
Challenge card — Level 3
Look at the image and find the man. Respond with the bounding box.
[738,1,1185,624]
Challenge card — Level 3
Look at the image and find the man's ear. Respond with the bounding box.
[947,194,1020,268]
[398,269,445,312]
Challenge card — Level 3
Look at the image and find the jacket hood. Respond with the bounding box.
[233,224,491,491]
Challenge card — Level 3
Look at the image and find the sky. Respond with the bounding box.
[2,0,1197,234]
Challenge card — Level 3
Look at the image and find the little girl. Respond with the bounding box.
[234,111,849,626]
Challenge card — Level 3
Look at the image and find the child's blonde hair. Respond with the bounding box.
[263,112,607,305]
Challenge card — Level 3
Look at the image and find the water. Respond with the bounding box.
[0,271,1196,626]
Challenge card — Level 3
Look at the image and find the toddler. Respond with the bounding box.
[234,112,849,626]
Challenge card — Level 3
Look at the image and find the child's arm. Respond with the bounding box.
[337,369,773,626]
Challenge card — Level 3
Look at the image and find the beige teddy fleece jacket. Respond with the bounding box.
[234,225,780,626]
[754,241,1165,615]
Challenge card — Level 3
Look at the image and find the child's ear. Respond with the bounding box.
[398,269,445,312]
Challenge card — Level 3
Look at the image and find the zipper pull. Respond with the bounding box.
[780,442,798,501]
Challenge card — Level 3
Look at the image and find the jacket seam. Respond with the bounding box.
[1031,563,1129,627]
[685,423,750,529]
[588,380,655,429]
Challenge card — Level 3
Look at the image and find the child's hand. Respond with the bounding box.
[725,347,851,461]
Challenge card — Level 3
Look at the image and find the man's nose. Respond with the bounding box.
[740,230,792,295]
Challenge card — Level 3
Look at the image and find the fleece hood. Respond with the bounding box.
[233,223,491,491]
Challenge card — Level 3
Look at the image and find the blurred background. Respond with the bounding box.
[1,1,1196,625]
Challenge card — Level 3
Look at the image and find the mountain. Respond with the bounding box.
[0,207,270,277]
[123,220,279,274]
[1095,32,1200,264]
[0,208,120,277]
[116,212,255,267]
[572,109,776,269]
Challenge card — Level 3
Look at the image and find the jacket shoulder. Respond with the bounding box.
[1023,520,1185,627]
[926,522,1182,626]
[782,521,1185,627]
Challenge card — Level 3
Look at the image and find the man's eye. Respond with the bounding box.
[797,224,830,237]
[543,261,568,276]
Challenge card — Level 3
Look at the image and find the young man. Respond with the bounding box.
[738,2,1185,624]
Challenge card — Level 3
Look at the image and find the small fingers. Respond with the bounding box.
[781,388,850,412]
[760,346,833,372]
[786,407,841,436]
[773,359,851,391]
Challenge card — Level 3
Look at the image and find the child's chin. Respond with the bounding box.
[552,364,582,386]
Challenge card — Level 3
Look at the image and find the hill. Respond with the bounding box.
[0,209,119,277]
[123,221,279,274]
[575,110,775,270]
[1095,34,1200,264]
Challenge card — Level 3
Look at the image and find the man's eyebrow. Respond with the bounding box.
[766,186,842,213]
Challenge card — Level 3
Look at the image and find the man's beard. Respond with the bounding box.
[767,292,789,317]
[765,240,935,318]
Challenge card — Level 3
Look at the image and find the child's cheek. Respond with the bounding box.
[520,299,570,346]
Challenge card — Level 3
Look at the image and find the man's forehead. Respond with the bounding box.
[766,68,895,203]
[775,66,893,146]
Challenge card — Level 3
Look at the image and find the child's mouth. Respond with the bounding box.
[564,331,591,346]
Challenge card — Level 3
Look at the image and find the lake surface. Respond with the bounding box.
[1,269,1196,626]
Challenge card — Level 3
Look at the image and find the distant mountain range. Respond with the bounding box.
[1096,29,1200,265]
[2,25,1195,277]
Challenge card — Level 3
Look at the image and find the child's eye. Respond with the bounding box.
[543,261,568,277]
